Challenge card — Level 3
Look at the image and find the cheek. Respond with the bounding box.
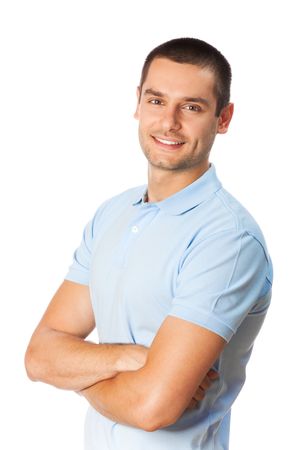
[188,123,204,141]
[187,122,216,149]
[139,106,164,128]
[195,118,217,137]
[139,117,157,135]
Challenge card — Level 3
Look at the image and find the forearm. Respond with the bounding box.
[25,329,147,391]
[79,354,216,430]
[80,368,151,430]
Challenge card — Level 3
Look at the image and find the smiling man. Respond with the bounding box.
[135,56,233,201]
[25,38,273,450]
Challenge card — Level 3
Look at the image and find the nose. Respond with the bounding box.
[160,105,182,132]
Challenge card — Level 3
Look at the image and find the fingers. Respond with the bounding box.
[186,398,199,410]
[207,369,219,380]
[191,369,219,403]
[199,369,219,391]
[186,369,220,411]
[186,387,205,410]
[199,375,212,391]
[193,386,206,401]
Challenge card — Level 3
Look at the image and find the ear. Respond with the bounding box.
[217,103,234,134]
[134,86,141,120]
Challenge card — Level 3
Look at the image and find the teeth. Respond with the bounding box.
[155,137,184,145]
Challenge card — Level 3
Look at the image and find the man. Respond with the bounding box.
[25,37,273,449]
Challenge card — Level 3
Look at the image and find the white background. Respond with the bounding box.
[1,1,299,448]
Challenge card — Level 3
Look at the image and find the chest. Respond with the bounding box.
[88,206,201,344]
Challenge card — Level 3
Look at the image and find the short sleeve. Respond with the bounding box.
[64,199,110,286]
[168,229,271,342]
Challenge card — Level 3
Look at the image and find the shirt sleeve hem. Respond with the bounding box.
[167,304,235,342]
[64,270,89,286]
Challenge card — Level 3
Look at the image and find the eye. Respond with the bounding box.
[149,98,163,105]
[184,104,202,112]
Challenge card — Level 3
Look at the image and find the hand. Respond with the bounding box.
[78,345,149,397]
[185,369,219,410]
[117,344,149,373]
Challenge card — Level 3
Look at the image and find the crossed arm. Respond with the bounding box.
[25,280,225,431]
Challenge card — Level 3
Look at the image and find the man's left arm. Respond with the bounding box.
[80,316,226,431]
[80,230,270,430]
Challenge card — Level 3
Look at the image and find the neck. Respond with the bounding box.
[146,161,210,203]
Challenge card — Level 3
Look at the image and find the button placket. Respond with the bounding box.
[115,207,158,268]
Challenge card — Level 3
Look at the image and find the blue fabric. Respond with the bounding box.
[66,163,273,450]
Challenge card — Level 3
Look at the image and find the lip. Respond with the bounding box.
[151,135,185,150]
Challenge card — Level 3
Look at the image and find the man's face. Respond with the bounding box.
[134,57,233,172]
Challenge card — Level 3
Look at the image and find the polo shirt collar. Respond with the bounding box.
[132,163,222,216]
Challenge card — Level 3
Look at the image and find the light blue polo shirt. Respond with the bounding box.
[65,163,273,450]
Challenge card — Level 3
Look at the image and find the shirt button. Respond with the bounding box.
[131,225,139,233]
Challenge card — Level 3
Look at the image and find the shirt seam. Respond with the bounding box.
[210,230,247,317]
[215,189,241,231]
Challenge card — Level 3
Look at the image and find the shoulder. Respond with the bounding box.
[209,187,273,285]
[211,187,269,251]
[188,185,273,277]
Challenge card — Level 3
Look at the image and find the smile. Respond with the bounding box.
[155,137,185,145]
[152,136,185,150]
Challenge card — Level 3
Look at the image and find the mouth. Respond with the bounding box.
[151,136,186,151]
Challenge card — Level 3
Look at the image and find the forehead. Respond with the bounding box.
[143,57,216,102]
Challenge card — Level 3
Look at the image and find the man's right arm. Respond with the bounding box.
[24,280,148,391]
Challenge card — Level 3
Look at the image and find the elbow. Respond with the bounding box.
[137,397,178,432]
[24,343,43,382]
[139,413,176,433]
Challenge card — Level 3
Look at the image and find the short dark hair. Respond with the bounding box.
[139,37,232,117]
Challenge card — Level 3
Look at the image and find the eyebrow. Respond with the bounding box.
[143,88,210,106]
